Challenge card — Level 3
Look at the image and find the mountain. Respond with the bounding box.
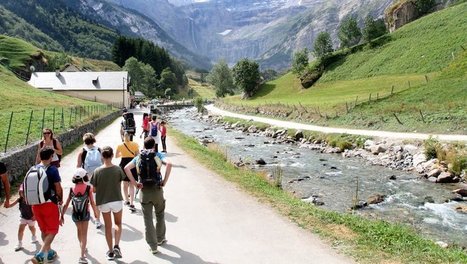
[107,0,393,70]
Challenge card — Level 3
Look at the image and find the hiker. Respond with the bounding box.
[36,128,62,168]
[149,115,160,152]
[140,113,150,139]
[77,132,103,229]
[116,132,139,213]
[0,161,10,208]
[10,185,38,252]
[120,109,136,141]
[124,137,172,254]
[90,146,126,260]
[60,168,98,264]
[22,146,63,264]
[160,120,167,153]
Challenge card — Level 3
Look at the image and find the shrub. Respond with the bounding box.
[423,137,443,159]
[194,97,204,113]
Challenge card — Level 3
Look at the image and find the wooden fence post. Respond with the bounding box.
[393,113,403,125]
[4,112,13,152]
[25,110,33,145]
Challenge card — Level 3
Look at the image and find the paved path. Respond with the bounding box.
[0,109,352,264]
[206,105,467,142]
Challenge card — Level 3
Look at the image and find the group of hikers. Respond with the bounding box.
[0,110,172,264]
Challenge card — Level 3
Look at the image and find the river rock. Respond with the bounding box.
[294,130,304,141]
[364,140,375,151]
[370,145,386,155]
[437,172,454,183]
[389,175,397,180]
[435,241,449,248]
[427,176,438,183]
[412,152,426,166]
[247,125,258,133]
[452,189,467,197]
[427,168,441,178]
[351,200,368,210]
[367,193,386,205]
[256,158,267,165]
[455,205,467,214]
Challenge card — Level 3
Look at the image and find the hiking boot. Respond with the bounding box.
[31,252,45,264]
[113,245,122,258]
[157,239,167,246]
[31,235,38,243]
[106,250,115,260]
[78,257,88,264]
[14,241,23,251]
[129,204,136,212]
[47,249,57,261]
[124,201,130,206]
[150,248,159,255]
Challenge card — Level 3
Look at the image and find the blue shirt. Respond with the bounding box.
[37,164,61,203]
[131,151,166,165]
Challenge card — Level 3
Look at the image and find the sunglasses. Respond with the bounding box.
[43,132,51,135]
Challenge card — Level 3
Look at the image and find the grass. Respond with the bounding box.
[0,35,42,68]
[170,128,467,263]
[188,78,216,99]
[219,3,467,134]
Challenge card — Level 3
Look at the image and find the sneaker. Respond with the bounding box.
[31,252,45,264]
[157,239,167,246]
[78,257,88,264]
[31,235,38,243]
[150,248,159,255]
[14,241,23,251]
[47,249,57,261]
[113,245,122,258]
[106,250,115,260]
[129,204,136,212]
[95,220,102,229]
[124,201,130,206]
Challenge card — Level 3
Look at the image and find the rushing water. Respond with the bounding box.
[168,108,467,247]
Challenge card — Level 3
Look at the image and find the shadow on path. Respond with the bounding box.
[158,244,219,264]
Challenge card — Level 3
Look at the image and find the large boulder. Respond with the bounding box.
[367,193,386,205]
[300,69,323,89]
[385,1,419,32]
[437,172,454,183]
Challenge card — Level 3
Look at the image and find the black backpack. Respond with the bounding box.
[123,113,136,133]
[70,186,91,221]
[137,151,162,186]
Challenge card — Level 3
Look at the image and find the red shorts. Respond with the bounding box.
[32,202,60,235]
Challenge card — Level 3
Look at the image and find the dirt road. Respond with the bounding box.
[0,109,352,263]
[206,105,467,142]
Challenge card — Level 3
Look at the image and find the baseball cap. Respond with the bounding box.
[73,168,88,180]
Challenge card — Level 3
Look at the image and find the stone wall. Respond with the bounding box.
[0,111,120,188]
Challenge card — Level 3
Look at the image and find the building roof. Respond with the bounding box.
[28,71,129,91]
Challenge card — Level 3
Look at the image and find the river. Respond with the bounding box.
[168,107,467,248]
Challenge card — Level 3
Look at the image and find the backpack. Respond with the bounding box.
[70,185,91,221]
[137,151,162,186]
[82,147,102,174]
[23,165,52,205]
[123,113,136,134]
[150,122,159,137]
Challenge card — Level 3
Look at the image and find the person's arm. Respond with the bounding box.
[60,189,72,225]
[124,161,141,189]
[115,145,122,158]
[161,158,172,187]
[1,173,10,208]
[77,151,83,168]
[35,144,41,164]
[55,140,63,156]
[8,197,20,208]
[89,186,98,218]
[55,182,63,205]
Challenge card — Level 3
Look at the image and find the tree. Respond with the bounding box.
[313,32,333,58]
[123,57,158,97]
[207,60,235,98]
[363,16,388,43]
[232,59,261,99]
[160,68,177,96]
[291,48,309,75]
[414,0,436,15]
[338,16,362,48]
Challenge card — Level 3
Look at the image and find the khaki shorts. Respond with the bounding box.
[20,218,36,226]
[98,201,122,213]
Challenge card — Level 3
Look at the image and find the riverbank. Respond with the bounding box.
[169,127,467,263]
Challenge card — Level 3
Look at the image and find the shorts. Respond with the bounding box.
[120,158,137,182]
[32,202,59,235]
[98,201,122,213]
[20,218,36,226]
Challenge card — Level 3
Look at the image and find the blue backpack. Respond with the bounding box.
[150,122,159,137]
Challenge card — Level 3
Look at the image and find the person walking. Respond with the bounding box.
[149,115,160,152]
[23,147,63,264]
[36,128,62,168]
[90,146,126,260]
[124,137,172,254]
[116,132,139,213]
[160,120,167,153]
[9,186,38,252]
[0,161,10,208]
[60,168,98,264]
[140,113,150,139]
[77,133,103,229]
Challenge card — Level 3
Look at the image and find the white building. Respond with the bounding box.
[28,71,131,108]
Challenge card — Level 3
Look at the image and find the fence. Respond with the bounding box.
[0,104,114,152]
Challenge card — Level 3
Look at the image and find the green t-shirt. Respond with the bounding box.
[90,165,125,206]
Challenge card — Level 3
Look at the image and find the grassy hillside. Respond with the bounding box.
[221,3,467,134]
